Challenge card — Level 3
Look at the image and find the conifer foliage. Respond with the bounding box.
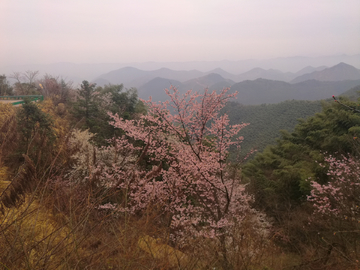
[243,97,360,217]
[0,75,13,96]
[72,80,105,132]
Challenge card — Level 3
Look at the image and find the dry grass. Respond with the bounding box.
[0,175,293,270]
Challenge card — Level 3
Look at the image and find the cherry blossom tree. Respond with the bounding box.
[307,155,360,263]
[96,86,262,265]
[308,155,360,220]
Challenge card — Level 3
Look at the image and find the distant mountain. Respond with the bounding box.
[230,79,293,104]
[149,68,204,82]
[90,62,360,91]
[230,78,360,105]
[95,67,204,88]
[294,65,327,76]
[209,80,235,92]
[205,68,237,81]
[138,77,184,102]
[92,77,111,86]
[94,67,147,87]
[95,66,300,89]
[235,68,295,82]
[291,62,360,83]
[182,73,233,92]
[339,85,360,101]
[2,55,360,85]
[138,73,234,102]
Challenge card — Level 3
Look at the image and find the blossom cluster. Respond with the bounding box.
[308,155,360,220]
[100,86,254,239]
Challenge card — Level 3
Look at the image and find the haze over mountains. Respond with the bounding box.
[1,54,359,84]
[291,62,360,83]
[94,61,360,85]
[90,61,360,104]
[1,55,360,106]
[229,78,360,105]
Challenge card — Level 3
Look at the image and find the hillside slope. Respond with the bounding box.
[230,78,360,105]
[291,62,360,83]
[224,100,323,159]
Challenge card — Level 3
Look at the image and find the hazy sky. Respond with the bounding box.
[1,0,360,66]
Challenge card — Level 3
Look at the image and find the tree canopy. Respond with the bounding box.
[243,97,360,217]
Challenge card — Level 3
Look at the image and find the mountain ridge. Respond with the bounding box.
[229,78,360,105]
[94,62,359,89]
[291,62,360,83]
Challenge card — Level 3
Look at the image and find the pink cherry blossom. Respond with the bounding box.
[98,86,259,242]
[308,155,360,220]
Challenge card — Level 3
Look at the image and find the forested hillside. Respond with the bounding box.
[0,72,359,269]
[224,100,323,159]
[340,84,360,100]
[226,85,360,159]
[243,96,360,266]
[244,97,360,211]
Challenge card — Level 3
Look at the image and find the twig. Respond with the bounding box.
[332,95,360,113]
